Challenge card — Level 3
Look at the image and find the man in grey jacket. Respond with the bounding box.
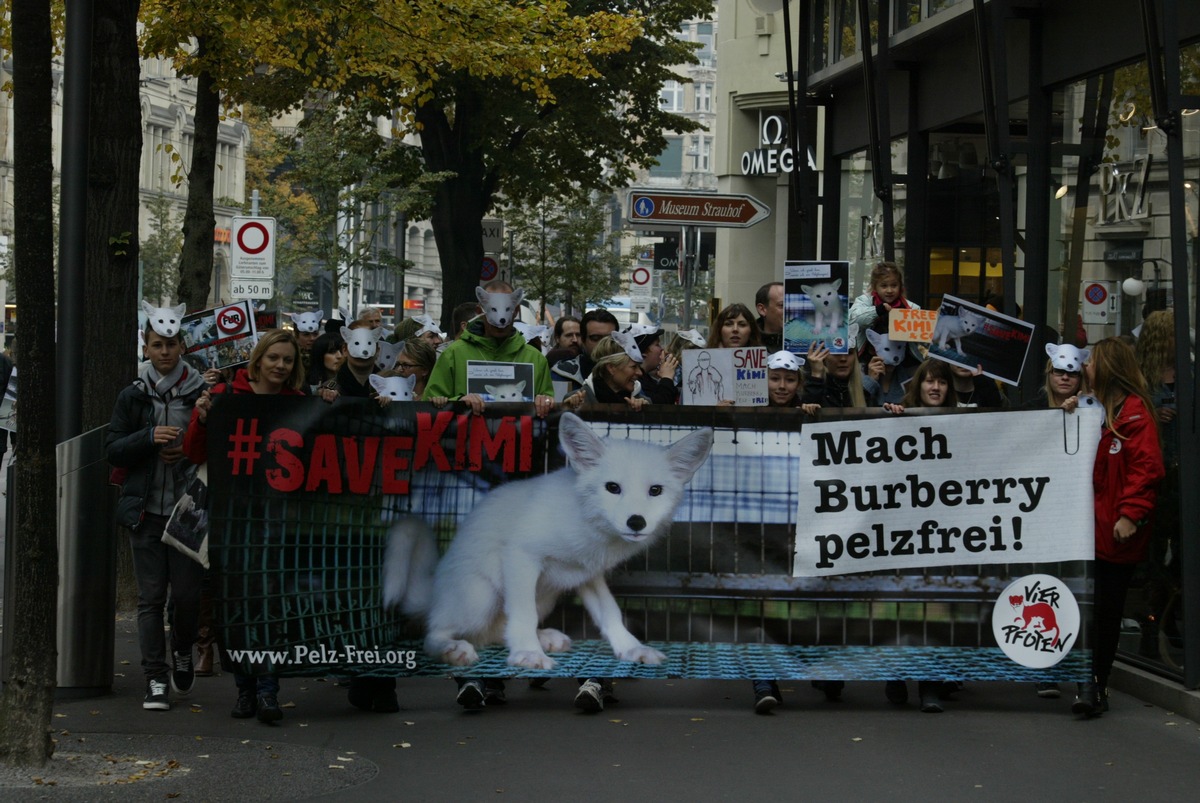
[106,317,206,712]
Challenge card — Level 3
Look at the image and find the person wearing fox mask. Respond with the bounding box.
[422,281,555,418]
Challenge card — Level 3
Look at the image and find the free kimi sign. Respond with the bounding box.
[888,308,939,342]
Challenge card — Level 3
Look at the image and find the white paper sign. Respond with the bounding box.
[794,409,1102,577]
[681,348,767,406]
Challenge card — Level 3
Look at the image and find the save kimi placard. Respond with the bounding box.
[681,347,768,406]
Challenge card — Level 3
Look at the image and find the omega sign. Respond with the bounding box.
[741,114,818,177]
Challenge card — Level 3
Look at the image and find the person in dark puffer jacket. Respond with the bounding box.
[107,314,207,713]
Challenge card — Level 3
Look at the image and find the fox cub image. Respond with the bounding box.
[422,413,714,669]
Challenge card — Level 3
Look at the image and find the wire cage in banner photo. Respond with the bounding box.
[205,399,1096,683]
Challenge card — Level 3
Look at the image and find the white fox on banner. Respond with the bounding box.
[794,409,1103,577]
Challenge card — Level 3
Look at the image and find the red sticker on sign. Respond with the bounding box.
[216,304,247,334]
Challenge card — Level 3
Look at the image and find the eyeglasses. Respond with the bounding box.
[1050,368,1080,377]
[395,361,420,370]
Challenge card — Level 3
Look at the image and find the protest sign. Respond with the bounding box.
[681,347,767,405]
[889,308,939,342]
[795,409,1101,576]
[466,361,535,401]
[926,295,1035,385]
[204,402,1092,682]
[180,301,258,373]
[783,260,851,354]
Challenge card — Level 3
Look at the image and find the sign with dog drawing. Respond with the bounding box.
[466,361,536,402]
[680,348,768,406]
[783,260,851,354]
[180,300,259,373]
[203,401,1093,683]
[794,409,1102,576]
[926,295,1035,386]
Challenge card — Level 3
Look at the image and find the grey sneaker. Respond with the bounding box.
[144,677,170,711]
[575,679,605,713]
[170,650,195,697]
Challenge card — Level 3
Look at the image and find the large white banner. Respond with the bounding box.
[794,409,1102,577]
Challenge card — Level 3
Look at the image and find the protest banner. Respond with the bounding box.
[680,347,767,405]
[180,300,258,373]
[794,409,1101,576]
[205,401,1093,682]
[926,295,1035,385]
[783,260,851,354]
[888,308,939,342]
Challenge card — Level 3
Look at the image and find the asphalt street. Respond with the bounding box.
[2,455,1199,800]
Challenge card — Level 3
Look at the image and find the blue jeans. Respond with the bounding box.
[234,672,280,696]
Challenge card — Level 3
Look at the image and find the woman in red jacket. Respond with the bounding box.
[1075,338,1164,717]
[184,329,306,724]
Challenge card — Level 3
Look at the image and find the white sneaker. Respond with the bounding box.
[574,679,604,713]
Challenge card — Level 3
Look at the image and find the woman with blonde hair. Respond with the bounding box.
[563,333,648,411]
[184,329,307,723]
[1074,338,1165,717]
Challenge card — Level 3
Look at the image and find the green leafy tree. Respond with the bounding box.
[283,100,442,312]
[505,193,626,318]
[141,194,184,303]
[406,0,712,328]
[139,0,643,310]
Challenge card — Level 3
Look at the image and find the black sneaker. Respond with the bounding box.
[752,681,781,714]
[256,693,283,723]
[143,677,170,711]
[231,688,257,718]
[1035,682,1061,699]
[170,650,195,697]
[483,679,508,706]
[812,680,844,702]
[884,681,909,705]
[456,680,486,711]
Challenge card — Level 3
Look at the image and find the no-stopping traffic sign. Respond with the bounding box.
[231,216,277,280]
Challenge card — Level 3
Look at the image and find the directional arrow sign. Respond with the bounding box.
[626,190,770,228]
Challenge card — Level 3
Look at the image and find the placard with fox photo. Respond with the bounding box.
[783,260,851,354]
[466,361,536,402]
[926,294,1035,386]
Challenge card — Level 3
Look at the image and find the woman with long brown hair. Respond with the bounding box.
[1074,338,1165,717]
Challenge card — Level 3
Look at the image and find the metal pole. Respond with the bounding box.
[57,0,93,443]
[395,212,406,322]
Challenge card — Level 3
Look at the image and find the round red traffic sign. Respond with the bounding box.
[1084,283,1108,305]
[216,304,247,334]
[480,256,499,281]
[237,221,270,255]
[632,267,651,287]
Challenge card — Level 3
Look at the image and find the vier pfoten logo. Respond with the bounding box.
[992,574,1080,668]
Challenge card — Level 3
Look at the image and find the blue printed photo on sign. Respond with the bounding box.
[783,260,851,354]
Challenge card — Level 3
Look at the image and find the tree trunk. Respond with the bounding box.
[415,98,492,331]
[0,0,60,768]
[84,0,143,428]
[177,41,219,310]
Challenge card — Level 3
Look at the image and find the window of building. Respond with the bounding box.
[695,82,713,113]
[660,80,685,112]
[650,137,684,179]
[696,22,715,67]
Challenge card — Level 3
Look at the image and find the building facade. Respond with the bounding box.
[715,0,1200,687]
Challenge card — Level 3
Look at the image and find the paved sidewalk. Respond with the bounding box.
[2,611,1197,801]
[3,457,1200,800]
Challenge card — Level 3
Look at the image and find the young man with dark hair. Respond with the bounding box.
[551,309,619,392]
[107,322,207,712]
[544,316,582,366]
